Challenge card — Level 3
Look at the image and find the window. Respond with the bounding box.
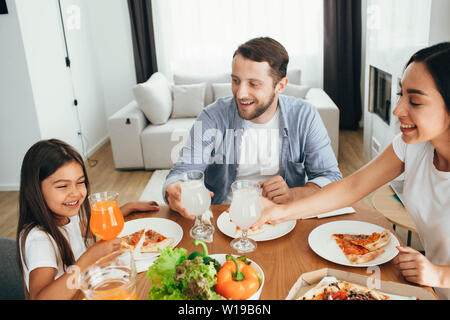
[152,0,323,87]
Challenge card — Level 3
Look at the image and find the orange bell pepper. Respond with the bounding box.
[215,256,260,300]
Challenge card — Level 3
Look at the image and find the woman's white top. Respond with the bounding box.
[392,133,450,300]
[20,214,87,291]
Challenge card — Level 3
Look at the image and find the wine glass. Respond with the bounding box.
[229,180,261,253]
[88,191,124,240]
[179,170,214,242]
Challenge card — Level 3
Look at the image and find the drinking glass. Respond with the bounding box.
[229,180,261,253]
[88,191,124,240]
[80,250,138,300]
[179,170,214,242]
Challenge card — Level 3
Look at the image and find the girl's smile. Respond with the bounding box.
[41,160,87,225]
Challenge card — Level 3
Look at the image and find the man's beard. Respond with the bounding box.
[236,91,276,121]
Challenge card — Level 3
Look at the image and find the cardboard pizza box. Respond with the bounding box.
[285,268,438,300]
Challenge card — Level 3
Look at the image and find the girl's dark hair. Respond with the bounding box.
[16,139,92,278]
[234,37,289,85]
[406,42,450,112]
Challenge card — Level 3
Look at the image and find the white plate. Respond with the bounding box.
[308,220,400,267]
[217,211,296,241]
[118,218,183,261]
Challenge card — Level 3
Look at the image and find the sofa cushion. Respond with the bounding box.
[287,68,302,85]
[141,118,196,169]
[212,83,233,100]
[283,83,311,99]
[172,83,206,118]
[174,73,230,106]
[133,72,172,125]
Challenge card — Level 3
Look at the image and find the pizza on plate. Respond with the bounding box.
[120,228,174,253]
[140,229,174,253]
[233,220,277,237]
[120,228,145,252]
[298,280,390,300]
[332,230,391,264]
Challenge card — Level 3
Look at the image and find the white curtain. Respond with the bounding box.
[152,0,323,88]
[366,0,431,51]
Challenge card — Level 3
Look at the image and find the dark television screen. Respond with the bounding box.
[0,0,8,14]
[368,65,392,125]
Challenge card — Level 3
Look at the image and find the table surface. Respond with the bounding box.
[372,184,418,232]
[126,203,433,300]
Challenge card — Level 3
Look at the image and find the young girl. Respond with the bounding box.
[17,139,159,299]
[255,42,450,299]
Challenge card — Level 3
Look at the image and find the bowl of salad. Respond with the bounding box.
[146,240,264,300]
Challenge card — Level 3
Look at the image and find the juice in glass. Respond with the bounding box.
[80,250,138,300]
[88,192,124,240]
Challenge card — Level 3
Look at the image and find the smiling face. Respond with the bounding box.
[393,61,450,145]
[41,160,87,225]
[231,53,287,123]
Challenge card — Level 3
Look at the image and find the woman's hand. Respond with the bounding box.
[252,196,285,229]
[393,246,443,287]
[120,201,160,217]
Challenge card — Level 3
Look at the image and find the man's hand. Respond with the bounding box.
[260,175,293,204]
[165,182,214,220]
[393,246,443,287]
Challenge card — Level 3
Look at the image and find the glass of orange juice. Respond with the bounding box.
[80,250,138,300]
[88,191,124,240]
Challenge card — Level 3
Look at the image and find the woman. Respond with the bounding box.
[254,42,450,299]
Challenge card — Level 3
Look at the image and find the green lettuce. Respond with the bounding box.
[146,246,225,300]
[146,246,187,285]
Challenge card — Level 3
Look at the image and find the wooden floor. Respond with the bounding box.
[0,129,373,240]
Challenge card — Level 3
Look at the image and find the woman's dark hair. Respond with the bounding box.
[16,139,92,277]
[406,42,450,112]
[233,37,289,85]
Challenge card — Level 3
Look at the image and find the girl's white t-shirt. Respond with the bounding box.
[392,133,450,300]
[20,214,87,291]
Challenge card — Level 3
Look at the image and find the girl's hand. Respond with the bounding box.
[81,238,122,268]
[120,201,160,217]
[393,246,442,287]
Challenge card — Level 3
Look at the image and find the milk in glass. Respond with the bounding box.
[180,180,211,216]
[229,188,261,229]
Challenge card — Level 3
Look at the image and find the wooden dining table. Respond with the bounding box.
[126,203,436,300]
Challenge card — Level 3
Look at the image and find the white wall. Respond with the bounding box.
[15,0,82,151]
[0,0,41,190]
[0,0,137,190]
[362,0,445,160]
[429,0,450,45]
[83,0,136,118]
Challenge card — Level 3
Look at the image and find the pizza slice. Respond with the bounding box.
[140,229,174,253]
[332,234,385,264]
[298,280,390,300]
[120,229,145,252]
[235,225,265,237]
[232,218,277,237]
[344,230,391,251]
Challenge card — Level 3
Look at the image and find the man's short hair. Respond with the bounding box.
[233,37,289,84]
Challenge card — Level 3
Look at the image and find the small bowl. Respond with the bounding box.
[210,254,264,300]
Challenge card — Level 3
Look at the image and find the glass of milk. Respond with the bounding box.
[229,180,261,253]
[180,170,214,242]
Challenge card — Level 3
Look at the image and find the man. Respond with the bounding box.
[163,37,342,219]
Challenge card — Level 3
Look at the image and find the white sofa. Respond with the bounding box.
[108,70,340,170]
